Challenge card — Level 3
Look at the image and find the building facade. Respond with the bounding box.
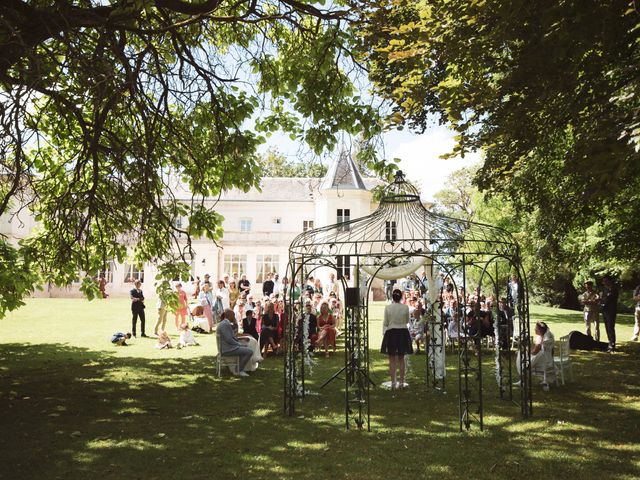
[1,153,382,298]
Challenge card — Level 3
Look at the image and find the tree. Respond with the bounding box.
[0,0,381,315]
[357,0,640,271]
[259,148,327,177]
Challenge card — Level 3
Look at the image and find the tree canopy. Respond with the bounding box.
[358,0,640,273]
[259,148,327,177]
[0,0,381,315]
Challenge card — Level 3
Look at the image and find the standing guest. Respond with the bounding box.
[215,280,230,310]
[218,309,253,376]
[223,273,230,287]
[111,332,131,346]
[98,272,109,299]
[242,308,259,341]
[192,276,201,299]
[203,273,211,286]
[288,278,301,302]
[130,280,147,337]
[381,289,413,389]
[581,280,600,340]
[262,273,275,297]
[316,302,337,357]
[632,284,640,342]
[154,295,168,336]
[324,273,338,299]
[228,281,240,309]
[199,283,214,332]
[384,279,394,302]
[174,283,188,330]
[272,274,281,297]
[601,275,619,352]
[508,274,520,309]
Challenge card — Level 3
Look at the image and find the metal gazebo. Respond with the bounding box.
[283,171,532,431]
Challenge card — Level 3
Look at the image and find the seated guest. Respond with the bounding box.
[178,323,199,348]
[218,309,253,377]
[299,301,318,350]
[155,331,173,349]
[242,308,259,341]
[316,302,337,357]
[190,304,210,333]
[260,301,280,355]
[479,309,495,337]
[111,332,131,346]
[516,321,555,381]
[408,308,426,353]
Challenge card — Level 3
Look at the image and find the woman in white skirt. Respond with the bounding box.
[381,289,413,389]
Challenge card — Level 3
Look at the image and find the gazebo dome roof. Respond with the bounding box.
[289,170,518,261]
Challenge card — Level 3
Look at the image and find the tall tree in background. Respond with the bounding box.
[0,0,381,315]
[259,148,327,177]
[358,0,640,281]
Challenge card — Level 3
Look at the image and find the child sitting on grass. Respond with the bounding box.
[155,330,172,349]
[111,332,131,346]
[177,323,199,349]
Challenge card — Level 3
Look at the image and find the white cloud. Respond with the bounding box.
[384,127,481,201]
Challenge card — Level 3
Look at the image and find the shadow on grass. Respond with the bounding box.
[0,342,639,480]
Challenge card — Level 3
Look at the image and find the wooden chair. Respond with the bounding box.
[553,335,573,385]
[216,331,240,377]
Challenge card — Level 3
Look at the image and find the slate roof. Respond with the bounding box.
[319,150,367,190]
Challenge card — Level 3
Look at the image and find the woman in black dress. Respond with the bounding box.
[260,301,280,355]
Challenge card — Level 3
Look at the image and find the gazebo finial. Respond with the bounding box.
[394,170,405,183]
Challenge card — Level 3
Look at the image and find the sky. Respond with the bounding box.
[383,127,481,201]
[260,124,480,201]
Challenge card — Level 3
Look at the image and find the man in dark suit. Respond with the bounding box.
[130,280,146,337]
[242,308,259,341]
[601,275,619,352]
[299,302,318,351]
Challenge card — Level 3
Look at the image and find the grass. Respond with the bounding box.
[0,299,639,480]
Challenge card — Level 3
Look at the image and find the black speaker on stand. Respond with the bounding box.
[344,287,360,307]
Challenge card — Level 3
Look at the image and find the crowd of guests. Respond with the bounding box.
[111,268,640,383]
[111,271,346,375]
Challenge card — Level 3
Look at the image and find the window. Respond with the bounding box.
[385,221,397,241]
[337,208,351,231]
[336,255,351,280]
[240,218,252,233]
[273,217,282,224]
[256,254,279,283]
[174,216,183,229]
[224,254,247,276]
[124,263,145,283]
[303,220,314,232]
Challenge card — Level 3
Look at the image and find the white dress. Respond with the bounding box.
[216,287,230,310]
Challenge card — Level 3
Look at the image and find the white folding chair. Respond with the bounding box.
[532,343,559,390]
[553,335,573,385]
[216,331,240,377]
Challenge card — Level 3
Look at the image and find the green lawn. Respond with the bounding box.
[0,299,639,480]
